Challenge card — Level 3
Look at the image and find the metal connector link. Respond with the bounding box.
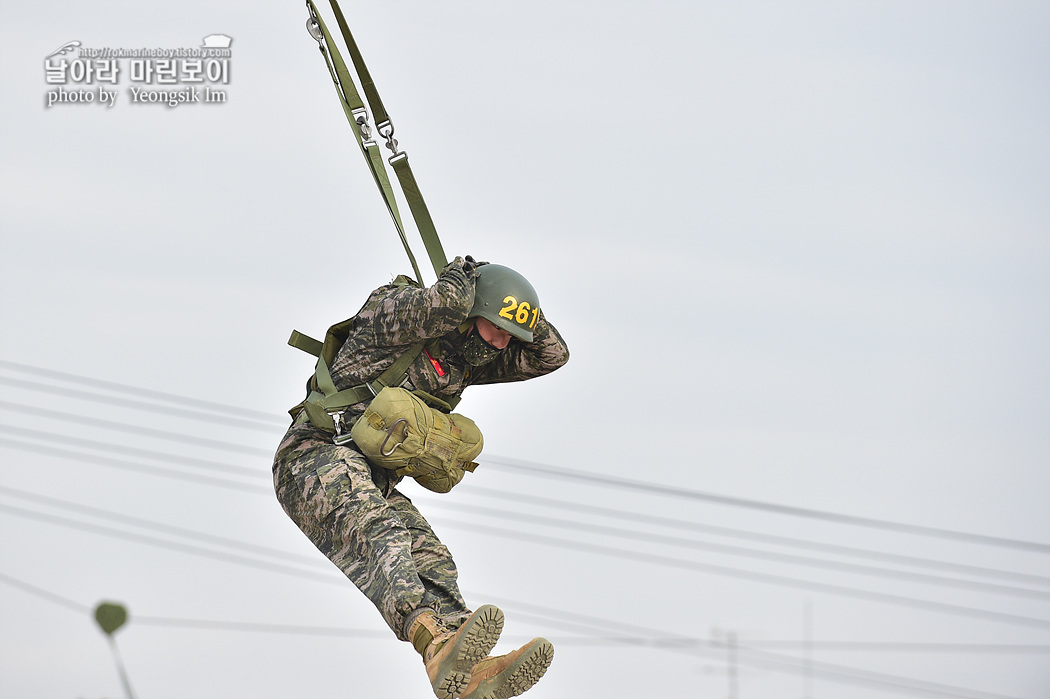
[327,409,354,445]
[377,120,402,157]
[352,107,373,141]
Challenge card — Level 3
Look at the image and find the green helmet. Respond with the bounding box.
[468,264,541,342]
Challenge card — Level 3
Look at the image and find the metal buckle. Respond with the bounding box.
[327,408,354,446]
[352,107,373,142]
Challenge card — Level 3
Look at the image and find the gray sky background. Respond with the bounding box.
[1,1,1048,698]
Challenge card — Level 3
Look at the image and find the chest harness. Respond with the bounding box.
[288,280,480,493]
[288,277,464,444]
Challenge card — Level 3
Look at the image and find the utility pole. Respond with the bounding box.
[726,630,738,699]
[804,600,813,699]
[95,601,136,699]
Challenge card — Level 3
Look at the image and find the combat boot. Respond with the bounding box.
[459,637,554,699]
[408,605,505,699]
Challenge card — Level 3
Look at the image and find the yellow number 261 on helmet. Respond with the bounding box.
[467,264,541,342]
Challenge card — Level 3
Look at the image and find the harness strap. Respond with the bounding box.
[288,330,323,357]
[326,0,390,127]
[306,0,424,285]
[291,330,427,407]
[370,340,427,392]
[289,327,430,432]
[307,0,448,280]
[390,153,448,279]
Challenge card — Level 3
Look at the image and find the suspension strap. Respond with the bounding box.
[390,152,447,278]
[325,0,390,126]
[306,0,449,280]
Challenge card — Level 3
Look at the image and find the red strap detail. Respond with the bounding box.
[423,348,445,377]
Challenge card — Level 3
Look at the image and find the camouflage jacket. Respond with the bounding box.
[324,257,569,420]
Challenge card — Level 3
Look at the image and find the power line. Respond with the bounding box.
[0,569,1032,699]
[122,612,1050,653]
[0,375,281,432]
[10,564,1041,654]
[468,595,1029,699]
[729,644,1023,699]
[454,485,1050,589]
[0,359,285,424]
[550,638,1050,653]
[2,367,1041,692]
[711,641,1050,653]
[0,502,340,584]
[0,570,89,613]
[133,616,390,638]
[5,494,1049,632]
[4,371,1050,646]
[0,423,262,478]
[4,443,1050,630]
[483,455,1050,554]
[59,610,1050,653]
[7,419,1046,599]
[8,418,1045,600]
[0,399,272,456]
[5,415,1045,594]
[6,369,1048,555]
[0,486,322,566]
[0,437,270,494]
[419,498,1050,600]
[433,518,1050,630]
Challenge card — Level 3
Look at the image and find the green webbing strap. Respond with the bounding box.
[327,0,389,127]
[390,153,448,277]
[288,327,427,416]
[314,340,427,412]
[317,0,449,278]
[288,330,323,357]
[372,340,426,391]
[312,351,340,398]
[307,0,424,286]
[290,329,460,423]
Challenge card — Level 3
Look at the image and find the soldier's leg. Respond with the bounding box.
[386,490,554,698]
[274,428,505,697]
[386,489,472,629]
[383,490,555,698]
[273,430,430,640]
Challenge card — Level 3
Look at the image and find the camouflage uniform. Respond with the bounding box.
[273,257,569,641]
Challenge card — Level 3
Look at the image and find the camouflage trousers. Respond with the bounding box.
[273,419,472,641]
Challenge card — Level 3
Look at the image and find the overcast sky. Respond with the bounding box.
[2,2,1048,698]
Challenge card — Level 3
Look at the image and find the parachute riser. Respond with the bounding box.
[304,0,446,283]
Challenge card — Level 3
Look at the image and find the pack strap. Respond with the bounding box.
[306,0,449,280]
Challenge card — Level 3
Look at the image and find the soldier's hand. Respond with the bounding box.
[463,255,490,275]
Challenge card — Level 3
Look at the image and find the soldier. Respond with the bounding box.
[273,256,569,699]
